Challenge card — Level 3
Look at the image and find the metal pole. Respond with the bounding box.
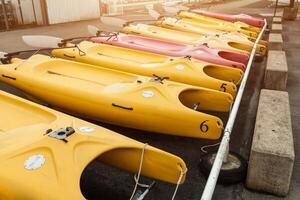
[31,0,37,24]
[17,0,24,24]
[223,143,229,163]
[1,0,9,30]
[200,19,268,200]
[290,0,295,8]
[274,0,279,17]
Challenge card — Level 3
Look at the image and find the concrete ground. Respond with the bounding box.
[0,0,299,199]
[242,10,300,200]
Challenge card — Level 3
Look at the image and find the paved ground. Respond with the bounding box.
[242,13,300,200]
[0,0,299,200]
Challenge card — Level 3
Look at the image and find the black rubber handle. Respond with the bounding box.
[112,103,133,111]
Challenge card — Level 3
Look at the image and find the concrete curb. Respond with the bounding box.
[246,89,294,196]
[268,33,283,50]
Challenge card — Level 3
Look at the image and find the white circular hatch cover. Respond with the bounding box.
[142,90,155,98]
[175,65,185,70]
[24,154,45,170]
[79,126,95,133]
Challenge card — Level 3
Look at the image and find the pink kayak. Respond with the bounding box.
[191,9,265,28]
[90,33,248,70]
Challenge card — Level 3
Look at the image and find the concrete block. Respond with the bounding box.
[283,5,299,20]
[268,33,283,50]
[271,24,283,33]
[275,11,283,17]
[264,51,288,90]
[247,89,294,196]
[273,17,282,23]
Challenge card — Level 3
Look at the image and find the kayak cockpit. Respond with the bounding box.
[80,146,186,198]
[218,51,249,65]
[203,65,243,85]
[228,42,252,53]
[178,88,233,113]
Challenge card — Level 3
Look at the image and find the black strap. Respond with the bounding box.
[112,103,133,110]
[150,74,169,84]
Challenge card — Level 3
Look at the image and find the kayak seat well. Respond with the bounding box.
[80,146,185,198]
[203,65,242,85]
[228,41,266,56]
[218,51,249,65]
[228,42,252,53]
[178,88,232,112]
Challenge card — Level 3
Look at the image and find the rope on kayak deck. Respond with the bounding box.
[201,142,221,153]
[200,124,224,153]
[171,167,187,200]
[129,143,148,200]
[14,48,41,70]
[129,142,187,200]
[134,175,150,188]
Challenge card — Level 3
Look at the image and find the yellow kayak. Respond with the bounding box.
[155,17,267,56]
[178,11,260,38]
[0,90,187,200]
[0,55,233,139]
[51,41,243,96]
[122,24,251,55]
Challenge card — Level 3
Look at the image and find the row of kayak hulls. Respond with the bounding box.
[0,90,186,199]
[178,11,261,37]
[116,9,266,56]
[0,10,266,199]
[155,17,267,55]
[51,40,243,96]
[0,55,232,139]
[191,9,265,27]
[0,10,267,140]
[90,32,249,69]
[122,23,266,56]
[91,10,267,70]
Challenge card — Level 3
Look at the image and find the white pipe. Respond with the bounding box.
[200,19,268,200]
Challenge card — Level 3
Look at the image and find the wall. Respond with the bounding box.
[46,0,100,24]
[11,0,43,25]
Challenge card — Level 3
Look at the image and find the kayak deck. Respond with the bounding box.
[0,91,187,200]
[0,55,233,139]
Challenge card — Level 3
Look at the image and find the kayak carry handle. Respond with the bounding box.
[46,127,75,143]
[150,74,169,84]
[94,31,120,41]
[0,49,54,64]
[112,103,134,111]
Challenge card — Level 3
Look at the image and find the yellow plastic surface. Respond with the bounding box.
[0,91,187,200]
[0,55,233,139]
[51,41,243,96]
[122,24,251,55]
[156,17,267,55]
[178,11,260,38]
